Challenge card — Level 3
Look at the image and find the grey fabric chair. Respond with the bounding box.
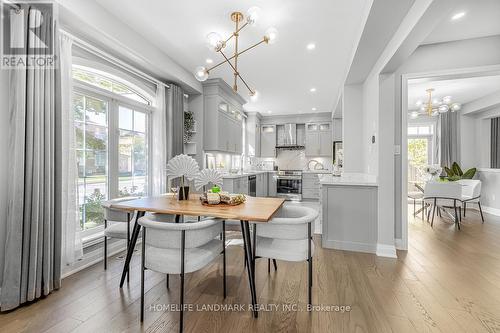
[138,214,226,332]
[252,205,318,305]
[101,197,138,276]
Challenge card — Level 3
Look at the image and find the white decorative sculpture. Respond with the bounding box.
[194,169,223,190]
[166,154,200,199]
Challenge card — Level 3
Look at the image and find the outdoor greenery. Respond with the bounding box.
[81,189,105,229]
[408,138,428,168]
[444,162,477,181]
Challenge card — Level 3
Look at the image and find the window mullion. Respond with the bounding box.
[109,98,119,199]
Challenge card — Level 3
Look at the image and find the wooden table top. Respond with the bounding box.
[111,194,285,222]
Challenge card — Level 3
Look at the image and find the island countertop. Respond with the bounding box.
[318,173,378,186]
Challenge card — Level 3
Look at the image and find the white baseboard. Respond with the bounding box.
[62,239,138,278]
[376,243,398,258]
[321,239,377,254]
[394,238,406,250]
[482,205,500,217]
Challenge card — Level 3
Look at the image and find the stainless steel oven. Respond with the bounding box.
[276,170,302,201]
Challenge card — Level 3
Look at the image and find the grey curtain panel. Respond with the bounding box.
[168,84,185,159]
[1,6,62,311]
[440,111,460,169]
[492,117,500,168]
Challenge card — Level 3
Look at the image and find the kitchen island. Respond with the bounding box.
[319,173,382,255]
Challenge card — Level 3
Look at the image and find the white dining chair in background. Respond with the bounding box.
[458,179,485,222]
[424,182,462,229]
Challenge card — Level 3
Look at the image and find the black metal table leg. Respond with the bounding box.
[120,210,145,288]
[240,220,258,318]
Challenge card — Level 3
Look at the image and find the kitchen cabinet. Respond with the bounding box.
[261,125,276,157]
[203,79,245,154]
[267,172,277,197]
[302,173,321,200]
[305,122,332,157]
[256,172,268,197]
[222,176,248,195]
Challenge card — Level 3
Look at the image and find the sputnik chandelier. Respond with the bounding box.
[193,7,278,100]
[411,88,462,118]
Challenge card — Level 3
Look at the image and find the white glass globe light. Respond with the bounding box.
[438,105,449,113]
[410,111,419,119]
[431,110,439,117]
[420,106,426,112]
[442,96,452,104]
[206,32,223,51]
[247,6,261,25]
[264,27,278,44]
[451,103,461,112]
[416,100,423,106]
[194,66,208,82]
[432,98,440,106]
[250,90,259,102]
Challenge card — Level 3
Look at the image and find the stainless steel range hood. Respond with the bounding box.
[276,123,305,149]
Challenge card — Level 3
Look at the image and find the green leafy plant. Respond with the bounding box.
[444,162,476,181]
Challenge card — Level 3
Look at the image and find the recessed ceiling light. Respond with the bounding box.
[309,87,316,93]
[306,43,316,50]
[311,107,317,111]
[206,58,213,64]
[451,12,465,20]
[267,110,272,114]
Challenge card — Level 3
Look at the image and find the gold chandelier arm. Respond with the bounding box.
[219,50,254,94]
[206,38,267,72]
[224,21,249,45]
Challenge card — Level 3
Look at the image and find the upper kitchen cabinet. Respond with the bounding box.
[203,79,245,154]
[305,122,332,156]
[261,124,276,157]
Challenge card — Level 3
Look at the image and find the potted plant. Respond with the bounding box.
[166,154,199,200]
[444,162,476,181]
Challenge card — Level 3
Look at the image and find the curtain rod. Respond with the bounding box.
[59,29,170,89]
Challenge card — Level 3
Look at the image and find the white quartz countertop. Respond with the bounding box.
[221,170,273,179]
[319,173,378,186]
[302,170,331,174]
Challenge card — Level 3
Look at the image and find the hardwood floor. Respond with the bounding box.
[2,206,500,332]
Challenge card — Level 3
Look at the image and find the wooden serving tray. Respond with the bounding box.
[201,201,244,207]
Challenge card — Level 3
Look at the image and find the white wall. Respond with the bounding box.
[57,0,202,94]
[343,84,365,172]
[460,114,477,170]
[362,76,379,175]
[0,69,9,285]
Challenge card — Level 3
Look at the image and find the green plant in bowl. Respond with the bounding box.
[211,185,221,193]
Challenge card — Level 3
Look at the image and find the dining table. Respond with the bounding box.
[111,193,285,318]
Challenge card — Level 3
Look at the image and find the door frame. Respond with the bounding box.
[400,64,500,250]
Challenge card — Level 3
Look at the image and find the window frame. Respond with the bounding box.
[74,80,154,239]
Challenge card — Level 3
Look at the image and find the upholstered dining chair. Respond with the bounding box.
[423,182,462,229]
[102,197,139,275]
[252,205,318,305]
[458,179,484,223]
[138,214,226,332]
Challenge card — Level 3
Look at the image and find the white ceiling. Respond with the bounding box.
[408,75,500,111]
[423,0,500,45]
[95,0,371,115]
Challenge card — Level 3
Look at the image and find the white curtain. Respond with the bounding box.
[60,33,83,266]
[152,85,168,195]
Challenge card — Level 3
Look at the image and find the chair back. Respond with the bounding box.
[138,214,221,249]
[102,197,138,221]
[458,179,481,199]
[424,181,462,200]
[255,206,318,240]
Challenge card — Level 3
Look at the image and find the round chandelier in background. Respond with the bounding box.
[410,88,462,119]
